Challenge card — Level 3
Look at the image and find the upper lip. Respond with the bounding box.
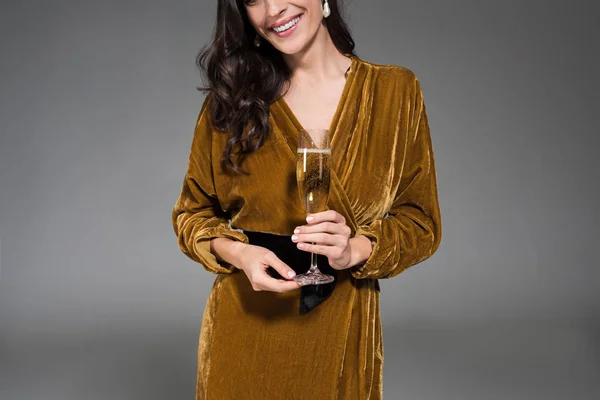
[269,14,302,29]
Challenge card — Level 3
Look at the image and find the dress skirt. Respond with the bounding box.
[195,240,383,399]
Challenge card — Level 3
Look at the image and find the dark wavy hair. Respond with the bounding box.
[196,0,356,175]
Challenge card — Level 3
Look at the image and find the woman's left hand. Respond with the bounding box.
[291,210,352,271]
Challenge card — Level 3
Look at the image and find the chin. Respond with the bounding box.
[269,38,310,56]
[274,45,305,55]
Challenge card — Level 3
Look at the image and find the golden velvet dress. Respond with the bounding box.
[172,55,442,399]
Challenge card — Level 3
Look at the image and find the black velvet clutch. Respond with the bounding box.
[244,230,337,315]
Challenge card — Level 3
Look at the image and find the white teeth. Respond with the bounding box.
[272,16,300,33]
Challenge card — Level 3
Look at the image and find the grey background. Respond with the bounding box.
[1,0,598,399]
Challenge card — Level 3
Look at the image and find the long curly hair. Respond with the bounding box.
[197,0,356,175]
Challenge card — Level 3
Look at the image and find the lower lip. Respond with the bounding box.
[270,14,302,37]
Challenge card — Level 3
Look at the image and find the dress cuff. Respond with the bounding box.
[193,223,249,274]
[349,223,381,279]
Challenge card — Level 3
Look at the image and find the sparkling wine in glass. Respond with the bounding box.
[294,128,335,285]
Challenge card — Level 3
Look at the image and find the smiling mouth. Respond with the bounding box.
[269,14,302,34]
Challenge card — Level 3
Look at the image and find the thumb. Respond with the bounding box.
[264,252,297,280]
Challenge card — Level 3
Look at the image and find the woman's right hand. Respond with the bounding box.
[235,244,302,293]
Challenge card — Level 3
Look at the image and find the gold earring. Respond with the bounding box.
[322,0,331,18]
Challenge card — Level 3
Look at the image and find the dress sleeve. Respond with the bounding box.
[350,76,442,280]
[171,94,249,274]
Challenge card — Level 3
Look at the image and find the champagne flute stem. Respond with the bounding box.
[309,243,319,273]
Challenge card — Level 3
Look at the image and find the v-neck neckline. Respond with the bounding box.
[275,54,359,144]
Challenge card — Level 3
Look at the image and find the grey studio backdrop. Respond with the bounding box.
[0,0,598,399]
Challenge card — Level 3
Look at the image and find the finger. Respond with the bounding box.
[305,210,331,224]
[307,210,345,225]
[252,272,302,293]
[296,241,339,258]
[295,221,344,235]
[293,232,337,246]
[261,278,303,293]
[263,251,297,280]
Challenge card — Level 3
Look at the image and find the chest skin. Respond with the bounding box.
[281,74,348,132]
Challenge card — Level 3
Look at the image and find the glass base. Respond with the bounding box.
[293,270,335,286]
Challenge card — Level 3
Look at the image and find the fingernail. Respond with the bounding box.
[291,235,298,241]
[294,228,300,234]
[287,270,295,278]
[306,216,313,222]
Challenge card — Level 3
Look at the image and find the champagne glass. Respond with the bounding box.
[293,128,335,285]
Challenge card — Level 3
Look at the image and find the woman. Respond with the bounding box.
[172,0,442,398]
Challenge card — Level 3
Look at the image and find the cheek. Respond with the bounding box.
[309,0,322,14]
[307,3,325,27]
[245,10,263,32]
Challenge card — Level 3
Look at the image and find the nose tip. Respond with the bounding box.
[266,1,287,18]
